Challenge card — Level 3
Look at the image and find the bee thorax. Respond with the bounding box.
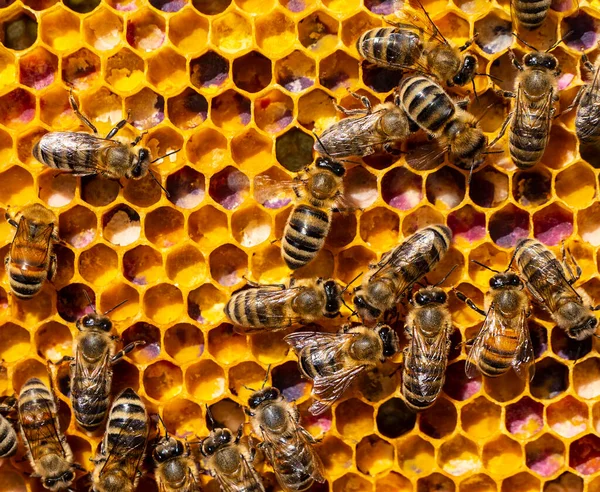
[349,336,379,361]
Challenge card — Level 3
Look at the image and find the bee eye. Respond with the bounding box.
[415,292,427,304]
[63,471,74,482]
[45,478,56,487]
[436,292,447,303]
[489,277,502,289]
[511,276,521,286]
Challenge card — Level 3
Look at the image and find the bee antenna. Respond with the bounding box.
[151,148,181,164]
[148,170,171,198]
[205,404,218,431]
[261,364,271,389]
[547,31,573,52]
[512,32,537,51]
[312,130,333,159]
[476,103,496,125]
[483,149,504,155]
[414,0,449,46]
[505,247,519,273]
[156,414,168,438]
[467,159,475,186]
[471,259,501,274]
[341,299,354,313]
[82,289,96,314]
[434,265,458,287]
[477,73,503,83]
[102,298,128,316]
[243,385,256,392]
[341,272,363,294]
[472,79,479,103]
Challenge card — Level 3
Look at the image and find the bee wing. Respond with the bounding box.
[215,453,265,492]
[249,287,312,326]
[392,4,448,48]
[465,304,502,379]
[405,321,450,394]
[21,399,68,462]
[36,132,123,176]
[11,218,54,267]
[309,364,367,415]
[577,69,600,140]
[512,309,535,381]
[253,175,296,205]
[99,416,147,480]
[73,350,110,400]
[523,256,579,313]
[284,330,353,353]
[405,140,448,171]
[513,86,552,141]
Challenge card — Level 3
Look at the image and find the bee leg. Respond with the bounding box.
[508,50,523,71]
[556,83,586,119]
[299,426,321,443]
[4,212,17,229]
[453,290,486,316]
[105,114,130,140]
[487,112,512,148]
[69,90,98,135]
[235,423,244,443]
[48,355,75,367]
[131,131,148,147]
[334,103,370,116]
[561,241,581,284]
[458,33,478,52]
[456,97,470,110]
[47,254,57,282]
[110,340,145,364]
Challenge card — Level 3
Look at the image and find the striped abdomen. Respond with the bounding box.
[576,82,600,145]
[513,0,550,30]
[18,377,56,421]
[71,370,110,432]
[225,287,289,330]
[477,329,520,377]
[0,414,17,458]
[399,76,455,134]
[272,433,322,491]
[402,351,446,410]
[33,132,99,175]
[509,101,551,169]
[298,346,345,380]
[7,244,51,299]
[357,28,422,69]
[282,204,331,270]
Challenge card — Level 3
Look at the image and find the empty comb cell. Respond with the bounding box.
[461,396,502,440]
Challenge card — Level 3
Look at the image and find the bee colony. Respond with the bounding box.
[1,0,600,490]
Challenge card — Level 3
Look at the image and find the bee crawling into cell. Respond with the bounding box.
[454,258,535,380]
[32,90,179,196]
[5,203,59,299]
[285,323,399,415]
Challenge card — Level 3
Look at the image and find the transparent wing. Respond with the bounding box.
[309,364,367,415]
[512,309,535,381]
[11,218,53,267]
[391,2,448,47]
[284,331,355,357]
[513,87,552,141]
[22,400,67,462]
[100,417,147,481]
[405,140,448,171]
[577,68,600,140]
[72,351,110,412]
[253,175,297,206]
[465,304,501,379]
[216,453,265,492]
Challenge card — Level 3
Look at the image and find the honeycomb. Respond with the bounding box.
[0,0,600,490]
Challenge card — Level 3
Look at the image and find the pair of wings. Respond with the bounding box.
[465,304,535,380]
[98,418,147,483]
[159,469,202,492]
[37,132,123,178]
[577,67,600,140]
[72,350,111,401]
[215,453,265,492]
[285,332,368,416]
[512,86,553,146]
[21,401,69,464]
[11,218,54,267]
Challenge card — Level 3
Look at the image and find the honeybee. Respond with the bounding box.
[353,225,453,323]
[52,296,143,432]
[224,277,343,334]
[398,75,489,172]
[357,0,479,89]
[153,416,201,492]
[512,0,550,31]
[201,407,264,492]
[285,324,399,415]
[33,91,176,194]
[18,378,78,491]
[91,388,149,492]
[0,395,18,458]
[402,282,453,411]
[5,204,58,299]
[314,90,416,158]
[515,238,599,340]
[455,261,534,380]
[246,387,325,492]
[490,45,560,169]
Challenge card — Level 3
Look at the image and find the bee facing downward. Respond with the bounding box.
[285,323,399,415]
[33,91,177,194]
[455,261,534,380]
[5,203,58,299]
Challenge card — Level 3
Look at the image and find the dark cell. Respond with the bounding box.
[298,12,337,50]
[190,51,229,88]
[419,398,457,439]
[448,206,486,243]
[149,0,186,11]
[376,398,416,438]
[364,0,395,15]
[469,168,508,208]
[233,51,272,93]
[570,435,600,475]
[533,204,573,246]
[272,360,308,403]
[489,205,530,248]
[63,0,100,13]
[530,358,568,399]
[362,63,403,93]
[543,472,583,492]
[166,166,205,209]
[505,397,544,437]
[3,12,37,50]
[443,361,481,401]
[57,284,95,323]
[20,48,57,89]
[417,473,456,492]
[551,327,592,360]
[513,169,552,207]
[562,11,598,51]
[529,321,548,359]
[209,167,249,210]
[122,322,162,364]
[192,0,231,14]
[484,370,526,403]
[168,88,208,130]
[275,127,314,172]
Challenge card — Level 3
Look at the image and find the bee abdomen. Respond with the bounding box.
[399,76,455,133]
[514,0,550,30]
[509,121,549,169]
[282,205,330,270]
[402,362,445,410]
[7,268,44,299]
[19,378,55,413]
[0,415,17,458]
[357,28,422,68]
[225,289,280,329]
[275,445,318,491]
[73,395,109,431]
[105,388,147,449]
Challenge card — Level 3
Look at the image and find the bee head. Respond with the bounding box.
[453,55,478,86]
[323,279,342,318]
[153,437,184,463]
[523,52,558,71]
[568,316,598,341]
[557,301,598,340]
[353,293,382,321]
[315,156,345,177]
[375,324,399,358]
[248,386,280,409]
[201,428,232,456]
[489,273,522,290]
[128,147,151,179]
[76,313,112,332]
[414,287,447,306]
[42,470,74,491]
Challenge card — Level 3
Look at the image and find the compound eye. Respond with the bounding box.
[415,292,427,305]
[435,292,447,303]
[63,471,74,482]
[489,277,501,289]
[511,276,521,286]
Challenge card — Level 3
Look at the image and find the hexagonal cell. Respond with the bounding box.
[548,472,583,492]
[376,472,412,492]
[212,90,251,134]
[125,87,164,130]
[0,46,16,90]
[58,205,97,248]
[438,435,481,476]
[164,323,204,364]
[166,88,207,131]
[249,244,288,283]
[62,48,101,90]
[207,324,249,366]
[187,283,226,325]
[56,283,95,323]
[577,201,600,246]
[552,325,592,361]
[513,168,552,207]
[0,466,27,492]
[401,206,446,236]
[320,51,359,92]
[528,357,568,400]
[40,7,80,51]
[12,359,51,393]
[418,398,457,439]
[459,474,496,492]
[168,9,207,53]
[79,244,118,287]
[211,11,252,53]
[340,166,376,211]
[562,9,599,51]
[147,47,186,95]
[99,283,139,321]
[19,47,57,90]
[275,127,314,172]
[533,203,573,246]
[105,48,145,92]
[335,398,373,441]
[185,359,226,400]
[570,434,600,475]
[232,51,272,94]
[333,473,370,492]
[83,7,123,51]
[525,433,565,477]
[298,88,337,132]
[359,207,399,250]
[122,245,163,286]
[77,87,122,133]
[230,131,271,175]
[249,329,289,365]
[192,0,230,14]
[469,167,508,209]
[164,166,205,210]
[356,435,394,476]
[555,162,596,209]
[460,396,501,441]
[542,126,577,170]
[573,357,600,400]
[228,361,265,400]
[474,11,512,55]
[126,9,165,52]
[448,206,486,245]
[144,283,183,324]
[0,88,35,129]
[501,473,539,492]
[124,177,162,210]
[144,207,184,249]
[298,11,338,52]
[482,435,523,477]
[327,214,357,249]
[255,10,295,56]
[425,167,465,211]
[231,206,271,248]
[0,322,30,363]
[166,244,206,287]
[255,89,294,134]
[53,244,75,290]
[504,396,544,440]
[102,205,141,247]
[443,361,482,401]
[416,473,455,492]
[382,167,423,211]
[489,204,530,248]
[162,397,204,439]
[275,50,316,93]
[209,244,248,287]
[209,166,250,211]
[2,10,37,51]
[143,361,182,401]
[190,51,229,91]
[189,205,229,250]
[38,174,75,211]
[272,360,309,402]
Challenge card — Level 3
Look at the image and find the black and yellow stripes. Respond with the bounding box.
[282,205,330,270]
